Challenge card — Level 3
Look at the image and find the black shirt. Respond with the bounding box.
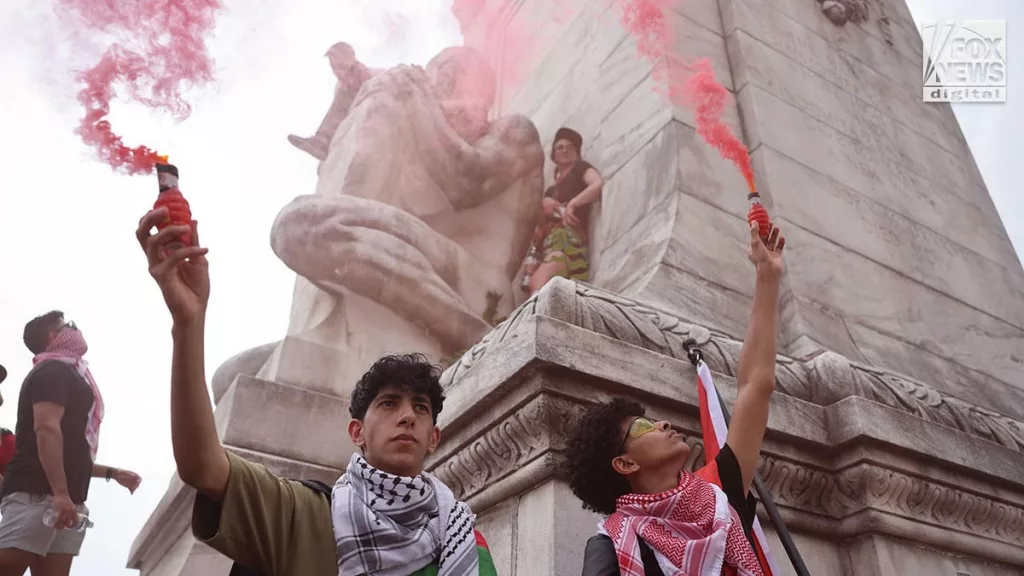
[1,361,95,504]
[581,444,759,576]
[545,160,597,233]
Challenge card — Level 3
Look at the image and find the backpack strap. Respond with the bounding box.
[298,479,333,500]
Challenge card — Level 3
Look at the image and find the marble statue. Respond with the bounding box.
[266,45,545,391]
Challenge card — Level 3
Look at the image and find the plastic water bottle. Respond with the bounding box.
[521,245,539,292]
[42,507,94,531]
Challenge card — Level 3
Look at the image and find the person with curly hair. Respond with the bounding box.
[567,221,786,576]
[134,208,498,576]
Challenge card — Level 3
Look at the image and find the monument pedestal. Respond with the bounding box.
[130,279,1024,575]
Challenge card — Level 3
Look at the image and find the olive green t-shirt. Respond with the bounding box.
[192,452,337,576]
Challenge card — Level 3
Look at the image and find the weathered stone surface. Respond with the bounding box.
[503,0,620,118]
[591,193,673,296]
[210,340,277,403]
[849,534,1023,576]
[473,500,516,576]
[779,292,867,362]
[739,85,1015,268]
[845,322,1024,421]
[216,375,352,470]
[721,0,969,163]
[591,125,679,254]
[780,223,1024,385]
[753,145,1024,328]
[756,527,846,576]
[772,0,918,90]
[665,192,757,298]
[729,29,988,201]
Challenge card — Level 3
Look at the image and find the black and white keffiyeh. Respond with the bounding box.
[333,453,479,576]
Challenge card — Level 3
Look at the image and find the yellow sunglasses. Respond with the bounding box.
[619,417,657,452]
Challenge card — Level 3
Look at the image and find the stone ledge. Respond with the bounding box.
[445,279,1024,455]
[217,374,354,470]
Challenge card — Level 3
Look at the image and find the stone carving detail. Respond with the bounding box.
[808,352,1024,452]
[760,456,1024,548]
[857,466,1024,546]
[443,279,1024,454]
[430,395,579,500]
[816,0,869,26]
[759,455,862,518]
[441,293,540,388]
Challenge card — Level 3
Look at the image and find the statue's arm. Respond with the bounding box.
[398,72,543,209]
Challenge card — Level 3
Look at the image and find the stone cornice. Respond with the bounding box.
[443,278,1024,454]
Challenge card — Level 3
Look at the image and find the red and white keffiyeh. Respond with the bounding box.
[33,329,104,461]
[599,471,764,576]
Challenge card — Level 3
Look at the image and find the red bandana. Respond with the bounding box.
[34,329,104,461]
[601,471,763,576]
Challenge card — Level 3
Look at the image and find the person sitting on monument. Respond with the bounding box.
[565,221,786,576]
[525,127,604,294]
[287,42,374,161]
[134,209,499,576]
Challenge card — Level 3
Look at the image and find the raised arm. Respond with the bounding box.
[725,222,785,494]
[136,209,228,501]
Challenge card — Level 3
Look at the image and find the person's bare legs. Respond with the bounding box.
[30,553,73,576]
[0,547,35,576]
[529,251,568,295]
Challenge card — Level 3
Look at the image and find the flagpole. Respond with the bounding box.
[683,339,811,576]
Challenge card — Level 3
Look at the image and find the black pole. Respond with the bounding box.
[683,338,811,576]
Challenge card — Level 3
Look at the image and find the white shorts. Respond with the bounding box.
[0,492,89,557]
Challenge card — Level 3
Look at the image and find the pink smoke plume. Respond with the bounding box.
[383,11,410,48]
[619,0,756,192]
[58,0,221,175]
[451,0,577,100]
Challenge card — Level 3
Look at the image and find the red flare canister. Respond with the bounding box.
[154,161,193,248]
[747,193,771,241]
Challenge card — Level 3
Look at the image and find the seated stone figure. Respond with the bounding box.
[270,46,544,389]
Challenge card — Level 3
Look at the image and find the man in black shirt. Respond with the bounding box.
[0,311,142,576]
[565,222,786,576]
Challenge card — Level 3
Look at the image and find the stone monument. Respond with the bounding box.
[130,0,1024,575]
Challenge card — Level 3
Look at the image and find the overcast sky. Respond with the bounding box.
[0,1,1020,574]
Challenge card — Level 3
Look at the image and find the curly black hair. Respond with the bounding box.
[564,397,646,515]
[349,353,446,424]
[23,310,64,355]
